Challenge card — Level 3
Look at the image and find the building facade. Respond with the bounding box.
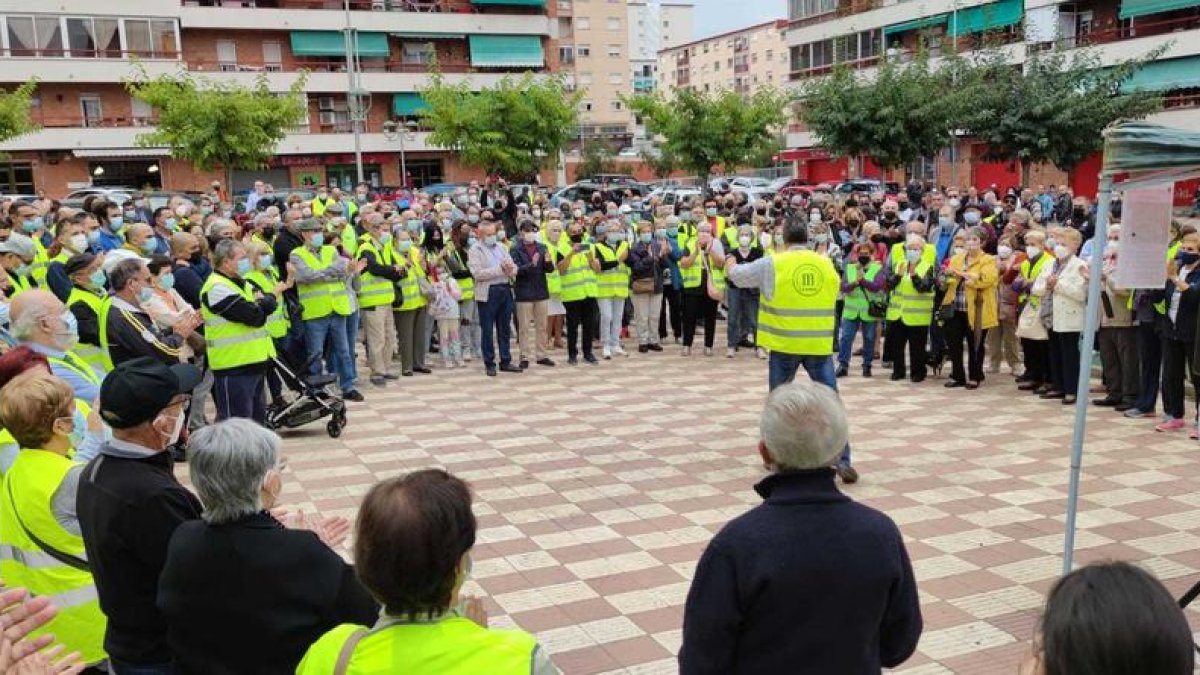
[557,0,634,147]
[656,19,790,95]
[628,0,693,94]
[0,0,558,196]
[782,0,1200,197]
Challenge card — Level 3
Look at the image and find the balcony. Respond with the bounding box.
[179,2,552,35]
[789,55,879,81]
[183,0,481,12]
[633,75,655,91]
[1032,13,1200,52]
[0,50,182,83]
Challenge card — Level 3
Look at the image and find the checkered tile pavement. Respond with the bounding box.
[240,340,1200,674]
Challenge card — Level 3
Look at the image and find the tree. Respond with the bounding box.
[577,138,616,179]
[626,87,789,182]
[124,67,308,189]
[422,72,579,180]
[0,80,39,149]
[960,46,1165,184]
[799,50,972,171]
[641,147,678,180]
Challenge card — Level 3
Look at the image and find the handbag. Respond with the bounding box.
[858,287,887,319]
[703,254,724,303]
[632,277,656,294]
[937,305,956,322]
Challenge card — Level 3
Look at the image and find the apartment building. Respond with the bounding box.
[0,0,557,196]
[656,19,790,95]
[557,0,634,146]
[782,0,1200,198]
[628,0,693,94]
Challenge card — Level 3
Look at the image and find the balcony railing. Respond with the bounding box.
[188,58,487,74]
[1165,91,1200,110]
[789,0,882,29]
[181,0,533,13]
[789,55,879,80]
[31,114,159,128]
[1,48,181,60]
[1031,13,1200,51]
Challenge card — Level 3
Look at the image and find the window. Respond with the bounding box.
[401,41,435,64]
[577,44,591,57]
[609,100,622,111]
[216,39,238,71]
[789,0,837,20]
[608,73,622,84]
[123,19,177,57]
[580,100,594,112]
[579,71,593,84]
[606,17,621,30]
[713,61,719,71]
[577,17,591,30]
[130,96,154,126]
[79,94,103,127]
[5,16,64,56]
[262,41,282,70]
[66,17,120,57]
[559,44,575,64]
[766,49,773,60]
[752,53,758,63]
[664,19,670,27]
[607,44,620,57]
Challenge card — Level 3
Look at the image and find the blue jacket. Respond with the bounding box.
[679,469,922,675]
[97,228,124,252]
[509,240,554,302]
[664,233,683,288]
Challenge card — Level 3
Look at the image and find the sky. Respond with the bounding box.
[689,0,785,40]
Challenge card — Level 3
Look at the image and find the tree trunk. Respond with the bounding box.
[1020,161,1031,190]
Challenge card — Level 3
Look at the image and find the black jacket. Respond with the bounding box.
[105,299,187,367]
[628,239,667,294]
[201,271,277,375]
[171,263,205,310]
[77,445,203,666]
[510,240,553,302]
[1160,264,1200,342]
[679,469,922,674]
[158,512,380,675]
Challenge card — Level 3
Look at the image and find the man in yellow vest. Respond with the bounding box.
[63,253,113,375]
[201,239,279,422]
[357,213,403,386]
[726,221,857,483]
[289,219,364,402]
[0,233,40,297]
[888,234,938,383]
[10,289,103,403]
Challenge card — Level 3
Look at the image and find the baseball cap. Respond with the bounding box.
[63,252,97,276]
[100,357,202,429]
[297,218,324,232]
[0,234,37,260]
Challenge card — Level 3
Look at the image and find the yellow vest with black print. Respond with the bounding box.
[293,245,353,320]
[68,287,113,374]
[200,274,276,371]
[756,249,839,356]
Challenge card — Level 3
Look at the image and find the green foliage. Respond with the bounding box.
[124,66,308,184]
[0,80,39,146]
[421,72,580,179]
[577,139,616,179]
[959,46,1165,174]
[641,147,678,179]
[626,87,789,181]
[799,51,969,170]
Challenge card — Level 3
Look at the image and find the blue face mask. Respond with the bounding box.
[236,258,252,277]
[259,254,273,269]
[310,233,324,248]
[141,240,157,254]
[22,217,43,233]
[67,407,88,449]
[396,240,413,253]
[938,216,952,228]
[158,272,176,291]
[89,269,107,287]
[609,232,624,244]
[109,216,125,230]
[963,212,981,225]
[640,233,653,243]
[165,217,178,231]
[484,235,498,248]
[468,236,478,247]
[380,232,393,245]
[136,286,154,304]
[86,230,101,245]
[407,220,423,232]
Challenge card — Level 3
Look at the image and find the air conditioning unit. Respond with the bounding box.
[318,111,338,125]
[318,96,336,110]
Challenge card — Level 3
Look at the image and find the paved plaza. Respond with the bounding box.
[250,343,1200,674]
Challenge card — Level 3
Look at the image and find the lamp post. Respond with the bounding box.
[382,119,418,190]
[344,0,366,185]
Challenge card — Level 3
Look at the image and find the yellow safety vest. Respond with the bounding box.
[293,246,353,320]
[888,242,936,271]
[541,235,562,296]
[356,238,397,308]
[200,274,276,371]
[594,242,630,299]
[394,246,427,311]
[451,249,474,302]
[30,238,50,288]
[8,270,36,297]
[46,350,103,388]
[756,249,839,356]
[340,222,359,258]
[1019,253,1052,307]
[842,262,884,322]
[894,260,935,327]
[0,449,107,665]
[297,617,536,675]
[680,239,724,291]
[67,287,113,374]
[557,239,597,302]
[245,269,289,339]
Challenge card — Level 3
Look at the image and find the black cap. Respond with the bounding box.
[63,252,97,276]
[100,357,202,429]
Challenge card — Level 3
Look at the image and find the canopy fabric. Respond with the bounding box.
[470,0,547,5]
[1119,55,1200,93]
[1119,0,1196,19]
[392,93,429,116]
[468,35,544,68]
[289,31,390,58]
[883,14,948,38]
[1101,122,1200,175]
[948,0,1023,36]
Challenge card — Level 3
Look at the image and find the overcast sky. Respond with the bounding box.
[690,0,786,39]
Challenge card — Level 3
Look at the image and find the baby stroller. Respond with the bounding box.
[265,352,347,438]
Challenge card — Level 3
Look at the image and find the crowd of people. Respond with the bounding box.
[0,175,1195,674]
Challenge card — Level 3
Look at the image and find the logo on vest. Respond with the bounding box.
[790,263,824,297]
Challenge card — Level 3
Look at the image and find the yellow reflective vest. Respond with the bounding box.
[756,249,839,356]
[842,262,884,322]
[293,245,353,321]
[356,237,397,308]
[200,274,276,371]
[245,269,290,339]
[594,241,630,299]
[557,238,597,302]
[893,260,936,327]
[67,287,113,374]
[394,245,427,311]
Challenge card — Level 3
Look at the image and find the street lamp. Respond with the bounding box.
[382,119,418,190]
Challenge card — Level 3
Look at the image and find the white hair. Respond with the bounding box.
[188,419,281,524]
[906,233,926,247]
[760,381,849,470]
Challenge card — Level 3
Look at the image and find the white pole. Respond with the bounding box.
[345,0,364,185]
[399,131,408,192]
[1061,174,1113,575]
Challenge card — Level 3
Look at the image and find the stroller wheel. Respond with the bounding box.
[327,420,343,438]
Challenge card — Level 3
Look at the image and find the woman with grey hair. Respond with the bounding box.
[158,419,378,674]
[725,223,764,359]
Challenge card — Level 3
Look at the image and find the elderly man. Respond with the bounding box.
[170,232,205,309]
[468,221,521,377]
[356,213,402,386]
[10,289,103,402]
[64,253,113,374]
[679,381,922,674]
[104,258,200,367]
[200,239,278,422]
[124,223,157,257]
[0,233,40,297]
[77,357,203,675]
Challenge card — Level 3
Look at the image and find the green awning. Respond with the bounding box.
[471,0,547,5]
[883,14,948,38]
[1119,56,1200,93]
[1119,0,1197,18]
[392,93,429,116]
[289,31,390,58]
[392,32,466,39]
[948,0,1023,36]
[468,35,544,68]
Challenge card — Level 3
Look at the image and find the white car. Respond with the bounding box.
[61,187,135,208]
[729,176,772,189]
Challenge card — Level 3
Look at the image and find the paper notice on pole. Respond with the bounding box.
[1114,185,1173,289]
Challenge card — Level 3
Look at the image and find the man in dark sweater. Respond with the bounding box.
[77,357,204,674]
[104,258,201,367]
[679,381,923,674]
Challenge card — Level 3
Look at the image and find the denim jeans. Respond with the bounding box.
[767,351,852,467]
[344,308,360,383]
[597,296,625,351]
[725,287,759,349]
[1135,320,1162,413]
[477,285,514,367]
[837,317,877,369]
[304,313,355,393]
[213,372,267,423]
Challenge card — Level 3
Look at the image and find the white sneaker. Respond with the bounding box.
[602,348,612,360]
[682,346,692,356]
[704,347,713,357]
[615,346,628,357]
[756,347,767,359]
[725,348,735,358]
[463,353,473,362]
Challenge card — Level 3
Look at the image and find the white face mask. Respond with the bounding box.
[1026,245,1041,258]
[67,234,88,253]
[1054,244,1070,259]
[158,411,185,447]
[997,245,1012,258]
[760,232,772,249]
[953,246,966,257]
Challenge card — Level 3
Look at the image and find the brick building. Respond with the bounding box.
[0,0,558,196]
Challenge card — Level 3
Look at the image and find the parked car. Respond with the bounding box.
[659,187,703,207]
[60,187,136,209]
[0,194,38,204]
[730,176,772,189]
[731,186,776,202]
[552,181,649,207]
[421,182,468,196]
[834,178,884,194]
[769,177,809,193]
[141,190,208,212]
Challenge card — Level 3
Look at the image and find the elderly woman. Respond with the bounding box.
[1032,227,1088,405]
[0,370,107,667]
[725,223,764,358]
[1015,228,1052,392]
[1155,230,1200,433]
[678,219,725,356]
[838,240,886,378]
[159,419,378,674]
[940,226,999,389]
[988,234,1024,375]
[542,218,568,350]
[628,219,668,353]
[888,234,938,382]
[298,469,559,674]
